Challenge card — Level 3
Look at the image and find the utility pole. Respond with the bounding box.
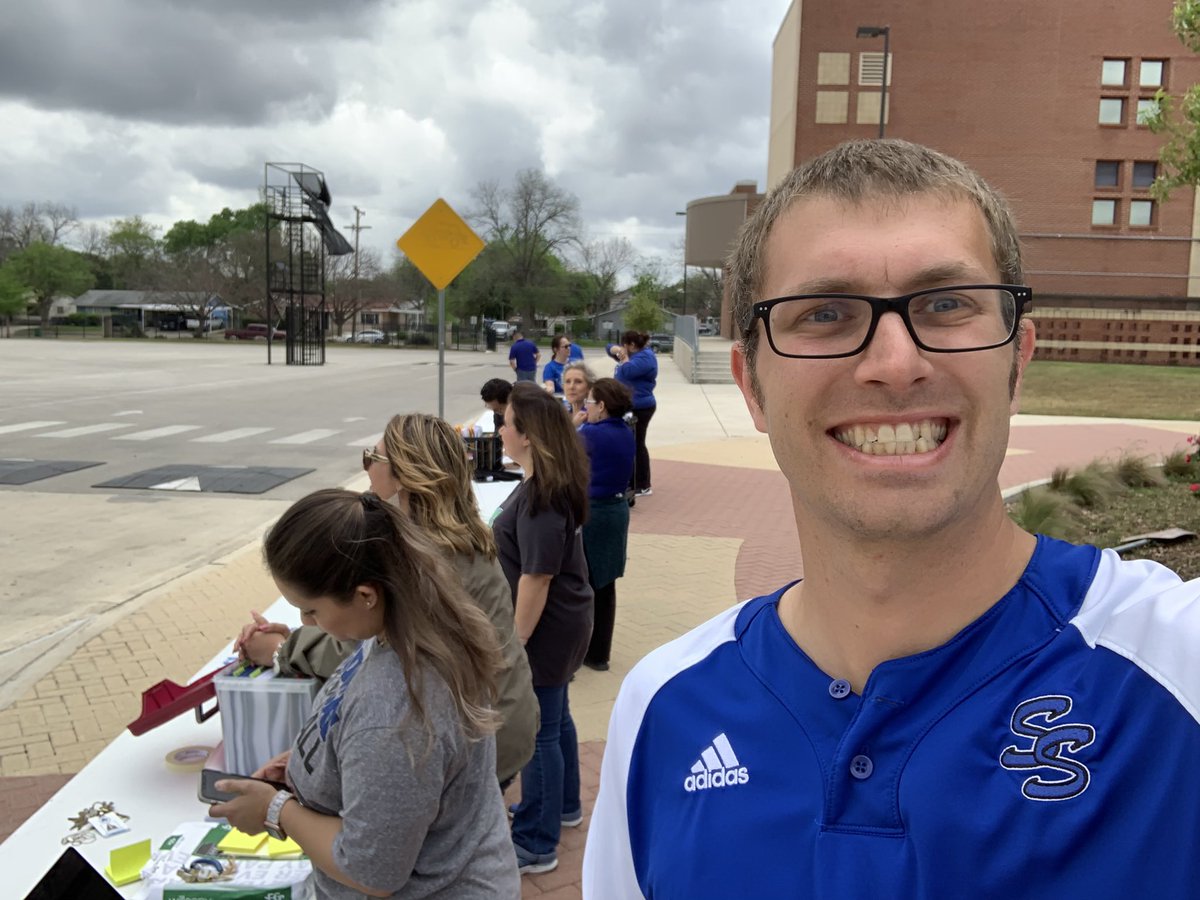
[346,206,372,339]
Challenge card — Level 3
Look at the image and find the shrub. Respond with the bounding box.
[1163,449,1198,480]
[1008,488,1080,540]
[1053,462,1123,509]
[1111,452,1163,489]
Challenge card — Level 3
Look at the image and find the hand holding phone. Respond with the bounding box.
[198,768,287,804]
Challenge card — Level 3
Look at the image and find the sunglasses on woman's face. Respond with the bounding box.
[362,448,389,471]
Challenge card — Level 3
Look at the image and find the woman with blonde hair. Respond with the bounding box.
[561,360,594,426]
[213,489,520,897]
[237,413,537,787]
[495,382,593,875]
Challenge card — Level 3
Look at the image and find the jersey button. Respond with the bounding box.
[850,755,874,780]
[828,678,852,699]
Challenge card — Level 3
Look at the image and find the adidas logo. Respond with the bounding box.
[683,733,750,793]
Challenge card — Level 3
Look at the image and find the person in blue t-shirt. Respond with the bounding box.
[607,332,657,496]
[578,378,635,672]
[567,336,584,362]
[541,335,572,393]
[584,139,1200,899]
[508,332,540,382]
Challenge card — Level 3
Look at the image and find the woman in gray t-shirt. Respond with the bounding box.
[210,489,519,898]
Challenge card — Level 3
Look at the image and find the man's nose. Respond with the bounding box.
[853,311,934,388]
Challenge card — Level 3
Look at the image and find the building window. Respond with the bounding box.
[361,313,379,325]
[1099,98,1125,125]
[1094,161,1121,187]
[1139,59,1165,87]
[1129,199,1154,227]
[1101,58,1128,86]
[858,52,892,86]
[856,92,890,125]
[1136,98,1158,125]
[1092,198,1117,225]
[815,91,849,124]
[1133,161,1157,188]
[817,52,851,85]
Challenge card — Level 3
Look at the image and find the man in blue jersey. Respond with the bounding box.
[583,139,1200,899]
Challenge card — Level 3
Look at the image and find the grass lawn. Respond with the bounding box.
[1020,361,1200,420]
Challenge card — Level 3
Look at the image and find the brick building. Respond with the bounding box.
[758,0,1200,365]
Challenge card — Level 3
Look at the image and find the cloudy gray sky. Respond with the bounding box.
[0,0,786,279]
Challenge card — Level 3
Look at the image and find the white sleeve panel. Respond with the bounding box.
[583,601,747,899]
[1071,549,1200,725]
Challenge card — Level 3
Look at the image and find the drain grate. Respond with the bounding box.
[0,459,103,485]
[95,465,313,495]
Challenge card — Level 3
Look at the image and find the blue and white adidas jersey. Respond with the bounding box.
[583,536,1200,899]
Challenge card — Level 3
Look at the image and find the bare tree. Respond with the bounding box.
[576,236,636,314]
[41,203,79,246]
[471,168,581,330]
[325,247,382,337]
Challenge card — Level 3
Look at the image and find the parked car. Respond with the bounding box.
[649,333,674,353]
[352,329,387,344]
[490,321,512,339]
[225,323,285,341]
[698,324,716,336]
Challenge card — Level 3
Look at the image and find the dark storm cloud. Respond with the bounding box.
[0,0,384,126]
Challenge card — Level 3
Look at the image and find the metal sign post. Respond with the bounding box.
[438,288,446,418]
[395,199,485,419]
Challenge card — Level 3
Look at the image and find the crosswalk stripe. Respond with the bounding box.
[114,425,203,442]
[37,423,133,438]
[0,421,66,435]
[346,433,383,448]
[192,427,274,444]
[270,429,341,445]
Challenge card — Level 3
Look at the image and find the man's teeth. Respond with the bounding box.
[833,420,948,456]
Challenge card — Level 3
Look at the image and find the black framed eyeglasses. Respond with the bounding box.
[362,448,389,471]
[751,284,1033,359]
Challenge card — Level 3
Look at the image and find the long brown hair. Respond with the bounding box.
[508,381,589,523]
[381,413,496,560]
[263,489,500,738]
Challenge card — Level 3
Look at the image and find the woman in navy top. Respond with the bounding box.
[607,331,657,495]
[578,378,635,670]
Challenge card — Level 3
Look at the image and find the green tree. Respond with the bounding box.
[470,169,581,331]
[0,266,29,330]
[1146,0,1200,199]
[5,243,94,327]
[107,216,161,289]
[625,274,666,333]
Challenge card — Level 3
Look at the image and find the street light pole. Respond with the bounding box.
[675,210,687,317]
[855,26,890,139]
[346,206,372,339]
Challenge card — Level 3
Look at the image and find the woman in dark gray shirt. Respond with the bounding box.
[494,382,594,876]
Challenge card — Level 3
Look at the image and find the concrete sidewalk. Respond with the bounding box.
[1,351,1196,899]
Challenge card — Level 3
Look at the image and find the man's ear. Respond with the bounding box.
[731,342,768,434]
[1009,319,1037,415]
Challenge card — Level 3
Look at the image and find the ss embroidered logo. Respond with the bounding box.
[999,695,1095,801]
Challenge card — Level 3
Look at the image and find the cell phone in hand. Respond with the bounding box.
[198,768,287,804]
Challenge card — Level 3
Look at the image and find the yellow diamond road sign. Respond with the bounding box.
[395,199,485,290]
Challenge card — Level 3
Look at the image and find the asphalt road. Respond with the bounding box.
[0,338,518,696]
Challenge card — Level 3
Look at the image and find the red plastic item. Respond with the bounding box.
[126,667,222,735]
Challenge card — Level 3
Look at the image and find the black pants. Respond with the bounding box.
[631,405,655,491]
[586,581,617,665]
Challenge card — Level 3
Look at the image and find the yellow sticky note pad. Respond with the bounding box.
[105,838,151,886]
[267,835,302,857]
[217,828,268,854]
